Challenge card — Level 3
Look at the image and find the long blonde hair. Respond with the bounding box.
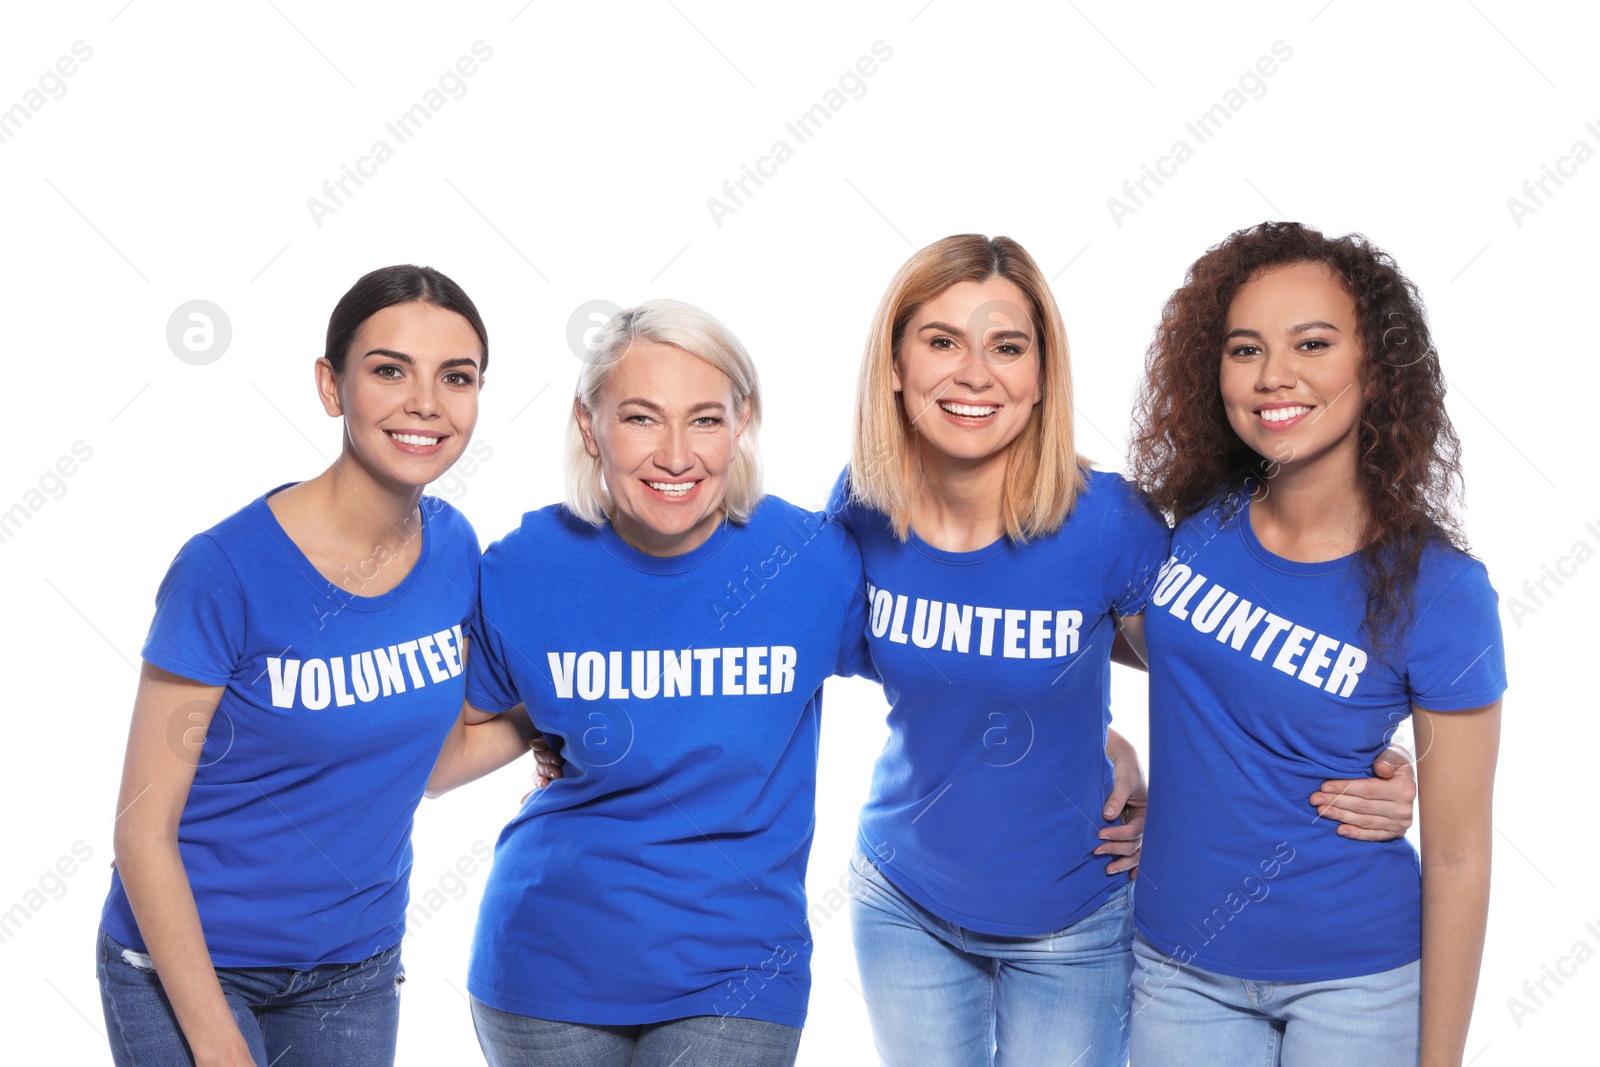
[851,234,1085,540]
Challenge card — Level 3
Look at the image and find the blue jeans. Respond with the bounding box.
[848,846,1134,1067]
[1130,931,1421,1065]
[96,927,404,1067]
[469,997,802,1066]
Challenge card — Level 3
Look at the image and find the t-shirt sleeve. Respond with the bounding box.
[824,464,854,531]
[829,522,877,682]
[1406,558,1508,712]
[464,559,522,714]
[140,534,247,686]
[1099,476,1173,616]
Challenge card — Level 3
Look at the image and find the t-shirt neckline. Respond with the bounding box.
[597,514,735,574]
[258,482,434,609]
[905,525,1009,565]
[1237,496,1358,577]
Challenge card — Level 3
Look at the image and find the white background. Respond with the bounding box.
[1,1,1594,1063]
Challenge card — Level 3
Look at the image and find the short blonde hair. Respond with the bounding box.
[851,234,1086,540]
[566,299,764,526]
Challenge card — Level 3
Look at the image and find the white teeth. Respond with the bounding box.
[647,481,696,496]
[1259,406,1311,423]
[940,402,998,417]
[388,432,441,446]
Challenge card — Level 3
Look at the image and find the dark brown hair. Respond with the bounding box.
[325,265,488,375]
[1130,221,1465,650]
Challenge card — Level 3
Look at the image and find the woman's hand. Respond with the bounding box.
[530,733,564,789]
[1310,745,1418,841]
[1097,728,1146,876]
[519,733,566,803]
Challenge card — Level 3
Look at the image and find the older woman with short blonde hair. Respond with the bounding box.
[429,298,868,1067]
[566,299,764,527]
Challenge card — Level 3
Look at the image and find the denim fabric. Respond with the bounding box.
[1131,931,1420,1066]
[469,997,802,1067]
[97,926,403,1067]
[848,846,1134,1067]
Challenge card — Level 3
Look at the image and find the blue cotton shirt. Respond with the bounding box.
[101,488,479,967]
[1134,493,1508,981]
[829,468,1172,936]
[464,498,869,1028]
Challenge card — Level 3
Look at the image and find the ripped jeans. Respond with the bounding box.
[96,926,404,1067]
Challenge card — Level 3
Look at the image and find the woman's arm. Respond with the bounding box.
[1413,699,1501,1067]
[112,663,256,1067]
[1097,727,1146,875]
[426,700,539,797]
[1113,613,1148,668]
[1104,618,1148,873]
[1310,746,1419,841]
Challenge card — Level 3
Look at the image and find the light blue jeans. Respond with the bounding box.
[97,927,404,1067]
[469,997,802,1066]
[1130,931,1421,1066]
[848,846,1134,1067]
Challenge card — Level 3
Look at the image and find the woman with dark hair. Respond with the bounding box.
[1125,222,1505,1066]
[98,265,490,1067]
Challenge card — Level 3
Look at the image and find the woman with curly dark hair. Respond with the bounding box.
[1122,222,1506,1067]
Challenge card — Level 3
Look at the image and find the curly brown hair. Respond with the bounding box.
[1129,220,1466,652]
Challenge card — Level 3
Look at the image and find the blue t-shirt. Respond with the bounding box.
[829,468,1172,936]
[1134,493,1508,981]
[464,498,869,1029]
[101,488,479,968]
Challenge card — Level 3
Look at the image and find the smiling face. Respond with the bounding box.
[1219,261,1364,478]
[317,300,483,489]
[576,339,749,557]
[893,276,1043,470]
